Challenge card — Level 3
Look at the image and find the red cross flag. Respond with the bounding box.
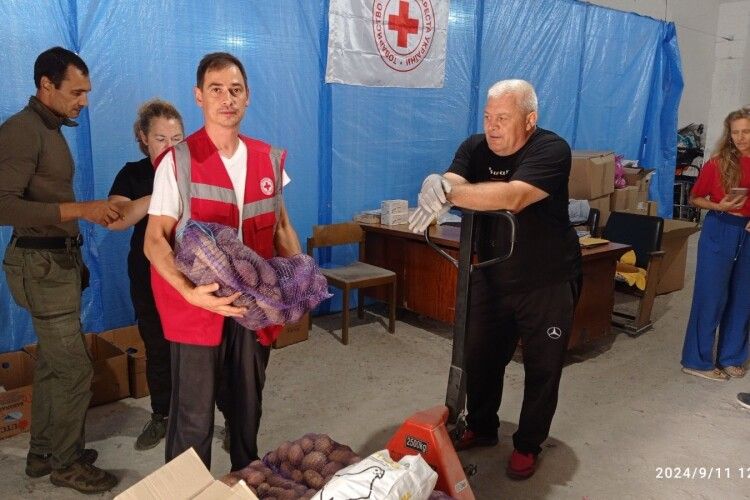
[326,0,450,88]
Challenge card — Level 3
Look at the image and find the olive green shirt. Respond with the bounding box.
[0,96,79,237]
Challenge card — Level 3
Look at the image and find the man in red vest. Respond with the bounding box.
[144,52,301,471]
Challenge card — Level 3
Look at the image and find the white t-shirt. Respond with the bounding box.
[149,141,290,238]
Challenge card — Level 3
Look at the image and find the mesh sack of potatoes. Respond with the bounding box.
[230,459,318,500]
[175,220,331,330]
[242,434,360,497]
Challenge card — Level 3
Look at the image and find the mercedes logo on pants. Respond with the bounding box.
[547,327,562,340]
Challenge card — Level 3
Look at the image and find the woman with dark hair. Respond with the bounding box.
[108,99,184,448]
[682,107,750,381]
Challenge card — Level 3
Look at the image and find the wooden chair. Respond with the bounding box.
[307,222,397,345]
[602,211,665,335]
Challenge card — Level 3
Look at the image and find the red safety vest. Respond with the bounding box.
[151,127,285,346]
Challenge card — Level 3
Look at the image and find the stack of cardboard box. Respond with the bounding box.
[569,151,615,229]
[619,166,657,216]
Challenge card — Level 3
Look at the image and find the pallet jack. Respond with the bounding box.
[425,209,517,424]
[387,210,517,499]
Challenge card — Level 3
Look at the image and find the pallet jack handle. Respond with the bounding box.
[424,209,518,425]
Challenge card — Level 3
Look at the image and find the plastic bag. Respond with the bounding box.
[312,449,437,500]
[614,154,627,189]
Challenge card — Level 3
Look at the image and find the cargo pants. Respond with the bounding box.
[2,242,92,469]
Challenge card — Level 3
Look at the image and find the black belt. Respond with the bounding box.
[12,234,83,249]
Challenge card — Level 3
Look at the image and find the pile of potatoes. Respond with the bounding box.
[232,433,361,499]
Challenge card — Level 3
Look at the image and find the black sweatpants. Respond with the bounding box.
[131,278,171,416]
[165,319,270,470]
[464,271,580,455]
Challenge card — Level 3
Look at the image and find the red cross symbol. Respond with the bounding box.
[260,177,274,195]
[388,1,419,48]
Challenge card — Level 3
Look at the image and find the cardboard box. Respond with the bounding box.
[0,351,34,440]
[623,166,654,195]
[115,448,257,499]
[273,313,310,348]
[381,199,408,226]
[100,326,149,399]
[610,186,639,211]
[380,211,408,225]
[24,333,129,407]
[587,193,612,228]
[621,200,659,217]
[381,199,408,213]
[656,219,700,295]
[569,151,615,199]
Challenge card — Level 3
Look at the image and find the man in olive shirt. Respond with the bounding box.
[0,47,119,494]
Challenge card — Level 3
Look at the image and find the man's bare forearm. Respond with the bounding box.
[144,222,195,297]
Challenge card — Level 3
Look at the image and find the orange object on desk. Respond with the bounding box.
[386,405,475,499]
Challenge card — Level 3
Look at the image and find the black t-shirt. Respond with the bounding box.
[447,128,581,291]
[108,157,154,289]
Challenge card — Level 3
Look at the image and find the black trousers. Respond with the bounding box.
[131,279,171,416]
[165,319,270,471]
[464,271,580,455]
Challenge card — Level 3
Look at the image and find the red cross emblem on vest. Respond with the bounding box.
[260,177,274,196]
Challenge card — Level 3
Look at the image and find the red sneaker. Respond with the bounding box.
[506,449,537,479]
[451,429,499,451]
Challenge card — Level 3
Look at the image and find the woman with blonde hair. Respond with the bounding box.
[108,99,184,448]
[682,107,750,380]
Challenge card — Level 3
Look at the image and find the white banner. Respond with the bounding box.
[325,0,450,88]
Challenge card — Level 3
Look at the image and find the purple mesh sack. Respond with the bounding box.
[175,220,331,330]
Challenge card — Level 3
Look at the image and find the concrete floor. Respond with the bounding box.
[0,231,748,499]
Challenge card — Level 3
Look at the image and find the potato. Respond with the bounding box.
[288,443,304,466]
[243,469,265,487]
[256,482,270,496]
[301,451,327,473]
[321,461,343,478]
[279,460,294,478]
[313,435,334,455]
[276,441,292,462]
[302,469,325,490]
[264,451,279,466]
[267,487,296,500]
[299,436,314,454]
[221,473,241,487]
[267,472,293,488]
[290,469,304,483]
[327,449,350,464]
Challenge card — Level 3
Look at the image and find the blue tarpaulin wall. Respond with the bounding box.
[0,0,682,353]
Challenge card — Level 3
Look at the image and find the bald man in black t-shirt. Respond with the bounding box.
[409,79,581,480]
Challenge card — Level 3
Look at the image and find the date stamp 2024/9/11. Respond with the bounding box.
[655,467,750,479]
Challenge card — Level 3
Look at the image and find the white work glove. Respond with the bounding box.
[418,174,452,212]
[408,174,452,233]
[408,204,450,234]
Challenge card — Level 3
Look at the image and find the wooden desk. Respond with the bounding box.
[360,223,630,350]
